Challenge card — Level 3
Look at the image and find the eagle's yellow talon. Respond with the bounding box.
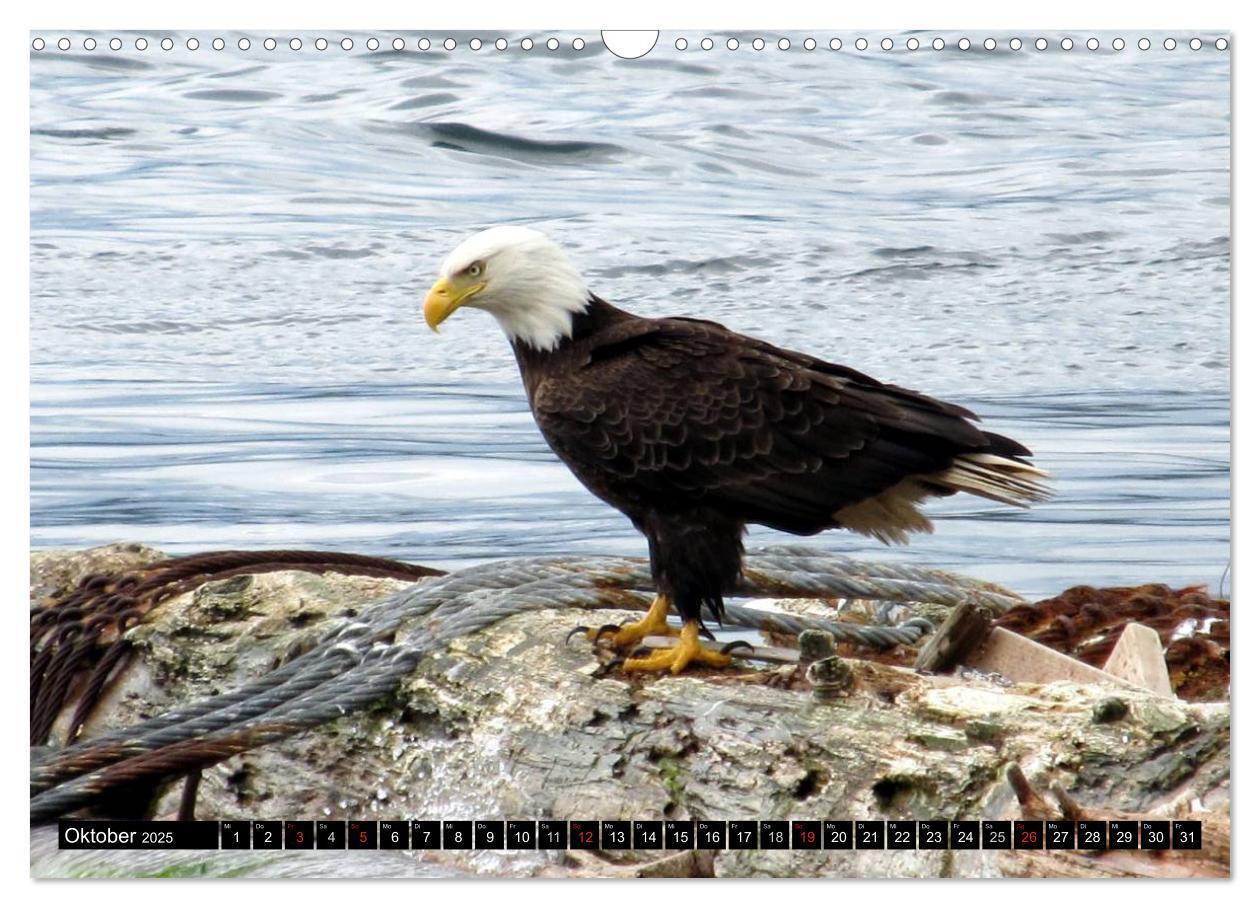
[589,593,679,648]
[620,620,732,674]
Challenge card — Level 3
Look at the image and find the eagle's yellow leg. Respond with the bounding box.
[591,593,679,647]
[620,620,732,674]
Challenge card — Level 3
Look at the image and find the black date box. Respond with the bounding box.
[823,820,853,849]
[697,820,727,850]
[856,820,885,850]
[411,821,441,849]
[348,821,377,850]
[315,820,345,849]
[1014,820,1044,850]
[1140,820,1170,850]
[950,821,979,850]
[539,820,568,849]
[1076,820,1106,850]
[507,821,537,849]
[729,821,758,850]
[665,820,695,849]
[442,820,472,850]
[792,820,821,850]
[759,820,789,850]
[474,820,503,849]
[601,820,631,850]
[1109,820,1138,850]
[569,820,598,850]
[1046,820,1075,850]
[887,820,915,850]
[1172,820,1202,850]
[284,821,314,850]
[633,821,663,850]
[252,821,282,850]
[918,820,948,850]
[982,820,1012,849]
[380,821,409,849]
[220,821,250,850]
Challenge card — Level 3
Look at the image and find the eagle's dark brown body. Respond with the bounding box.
[511,296,1041,630]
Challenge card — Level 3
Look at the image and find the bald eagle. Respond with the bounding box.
[424,226,1049,674]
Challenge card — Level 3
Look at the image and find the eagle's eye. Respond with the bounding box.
[465,262,483,278]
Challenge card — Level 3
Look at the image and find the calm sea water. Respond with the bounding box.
[30,32,1230,598]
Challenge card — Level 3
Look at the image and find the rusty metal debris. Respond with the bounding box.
[994,584,1229,700]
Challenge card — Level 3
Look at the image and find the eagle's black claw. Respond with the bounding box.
[592,623,623,644]
[720,639,755,656]
[629,645,654,659]
[566,626,592,646]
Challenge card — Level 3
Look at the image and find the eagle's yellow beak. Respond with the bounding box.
[424,276,486,331]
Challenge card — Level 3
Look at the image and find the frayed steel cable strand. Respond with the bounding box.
[738,555,1020,611]
[32,593,146,741]
[30,552,440,745]
[749,545,1010,591]
[33,586,136,643]
[748,545,1023,601]
[34,615,376,755]
[118,550,441,590]
[32,605,122,711]
[720,603,932,647]
[741,551,1018,608]
[32,622,114,745]
[35,622,370,769]
[30,621,95,742]
[65,611,148,745]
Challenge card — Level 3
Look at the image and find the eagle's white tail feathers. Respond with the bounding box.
[930,453,1052,507]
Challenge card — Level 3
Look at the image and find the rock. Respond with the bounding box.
[30,548,1230,878]
[30,542,166,604]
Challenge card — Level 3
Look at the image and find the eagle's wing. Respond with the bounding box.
[532,318,1046,542]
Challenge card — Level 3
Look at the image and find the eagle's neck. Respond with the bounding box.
[511,295,636,397]
[568,295,636,342]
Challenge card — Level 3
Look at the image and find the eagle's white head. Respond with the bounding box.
[424,226,592,351]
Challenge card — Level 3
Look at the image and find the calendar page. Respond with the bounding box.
[29,27,1230,881]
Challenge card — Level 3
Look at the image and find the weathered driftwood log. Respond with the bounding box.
[30,545,1229,879]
